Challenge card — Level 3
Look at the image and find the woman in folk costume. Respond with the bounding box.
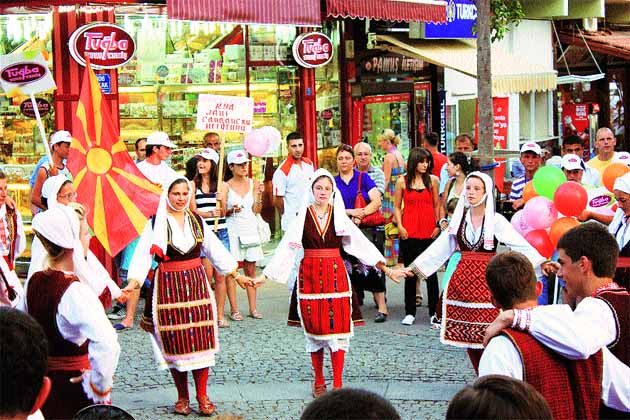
[124,175,255,416]
[402,171,555,372]
[20,207,120,419]
[259,169,405,398]
[27,175,123,309]
[608,172,630,290]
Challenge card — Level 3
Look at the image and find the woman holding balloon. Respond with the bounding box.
[402,172,556,372]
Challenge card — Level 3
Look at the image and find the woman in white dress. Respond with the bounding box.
[124,175,254,416]
[225,150,264,320]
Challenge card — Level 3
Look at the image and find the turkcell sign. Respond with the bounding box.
[423,0,477,39]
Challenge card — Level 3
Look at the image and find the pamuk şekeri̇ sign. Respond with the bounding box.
[69,22,136,69]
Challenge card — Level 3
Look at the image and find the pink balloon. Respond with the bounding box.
[244,129,269,157]
[523,196,558,230]
[511,210,533,236]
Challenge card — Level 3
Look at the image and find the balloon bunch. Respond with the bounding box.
[243,126,282,157]
[512,162,629,258]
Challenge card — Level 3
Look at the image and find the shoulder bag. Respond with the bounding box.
[354,172,386,227]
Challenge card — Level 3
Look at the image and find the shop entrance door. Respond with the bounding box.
[361,93,412,166]
[414,82,432,143]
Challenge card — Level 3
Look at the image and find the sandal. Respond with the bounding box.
[217,319,229,328]
[248,310,263,319]
[174,398,191,416]
[196,395,216,416]
[229,311,244,321]
[415,294,423,307]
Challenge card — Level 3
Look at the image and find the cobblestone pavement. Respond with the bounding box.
[112,268,475,420]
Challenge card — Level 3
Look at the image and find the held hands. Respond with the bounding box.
[482,309,514,347]
[233,274,265,289]
[117,288,131,304]
[384,268,406,284]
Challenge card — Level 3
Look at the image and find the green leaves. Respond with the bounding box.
[472,0,525,42]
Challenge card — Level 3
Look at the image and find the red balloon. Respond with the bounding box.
[549,217,580,248]
[553,181,588,217]
[525,229,554,258]
[603,162,630,192]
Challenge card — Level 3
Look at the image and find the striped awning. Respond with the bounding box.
[376,35,557,95]
[166,0,321,26]
[326,0,447,23]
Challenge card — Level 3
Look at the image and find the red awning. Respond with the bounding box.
[326,0,446,23]
[558,29,630,61]
[166,0,321,26]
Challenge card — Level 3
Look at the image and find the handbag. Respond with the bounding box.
[354,172,386,227]
[384,221,400,239]
[256,214,271,244]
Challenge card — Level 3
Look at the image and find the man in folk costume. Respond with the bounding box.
[480,252,630,419]
[0,171,26,306]
[259,169,405,398]
[402,172,555,372]
[123,175,255,416]
[485,222,630,418]
[609,172,630,290]
[19,207,120,419]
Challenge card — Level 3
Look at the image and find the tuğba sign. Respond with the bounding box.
[69,22,135,69]
[292,32,333,68]
[20,97,51,118]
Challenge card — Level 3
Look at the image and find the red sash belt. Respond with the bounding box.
[459,251,495,262]
[617,257,630,269]
[48,354,90,371]
[304,248,341,258]
[2,255,12,271]
[159,257,201,272]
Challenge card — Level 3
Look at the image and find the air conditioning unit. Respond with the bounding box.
[583,18,598,32]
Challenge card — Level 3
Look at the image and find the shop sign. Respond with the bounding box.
[438,90,447,153]
[423,0,477,39]
[0,52,56,96]
[196,94,254,133]
[361,53,425,76]
[320,109,333,120]
[69,22,136,70]
[474,96,509,149]
[363,93,412,105]
[96,74,111,94]
[20,97,51,118]
[292,32,333,68]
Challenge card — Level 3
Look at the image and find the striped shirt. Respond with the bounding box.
[509,176,530,201]
[195,188,227,230]
[367,166,386,195]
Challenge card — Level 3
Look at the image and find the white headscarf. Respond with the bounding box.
[447,171,496,250]
[32,206,79,249]
[281,168,353,248]
[42,175,72,208]
[613,172,630,194]
[151,175,193,258]
[609,172,630,247]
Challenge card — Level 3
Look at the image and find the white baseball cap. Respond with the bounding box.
[146,131,177,149]
[196,148,219,164]
[614,152,630,166]
[561,154,586,171]
[520,142,542,156]
[50,130,72,146]
[227,150,250,165]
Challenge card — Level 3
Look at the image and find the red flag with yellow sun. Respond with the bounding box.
[68,58,161,256]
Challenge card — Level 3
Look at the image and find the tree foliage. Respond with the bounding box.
[473,0,525,42]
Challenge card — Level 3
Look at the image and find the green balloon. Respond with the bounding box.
[532,166,566,199]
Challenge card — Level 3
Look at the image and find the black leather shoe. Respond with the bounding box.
[374,312,387,323]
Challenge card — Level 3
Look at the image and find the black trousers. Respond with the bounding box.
[401,238,439,317]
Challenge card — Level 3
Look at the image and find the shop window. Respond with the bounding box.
[609,72,625,147]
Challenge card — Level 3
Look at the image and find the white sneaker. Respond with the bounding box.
[401,315,415,325]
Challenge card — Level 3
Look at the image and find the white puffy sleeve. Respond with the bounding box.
[408,230,457,278]
[57,282,120,402]
[263,220,302,284]
[127,223,156,287]
[341,221,385,267]
[201,222,238,275]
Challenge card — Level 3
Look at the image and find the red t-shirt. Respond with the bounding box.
[431,151,448,178]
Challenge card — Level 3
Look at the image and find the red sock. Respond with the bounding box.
[330,349,345,389]
[310,350,325,386]
[192,368,209,399]
[169,368,189,400]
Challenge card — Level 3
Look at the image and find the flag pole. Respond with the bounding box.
[214,131,226,233]
[30,92,53,164]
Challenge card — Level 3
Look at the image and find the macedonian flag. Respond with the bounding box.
[68,58,161,256]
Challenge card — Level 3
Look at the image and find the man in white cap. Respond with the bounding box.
[561,134,601,187]
[561,154,615,225]
[272,132,315,232]
[31,130,72,212]
[510,142,543,210]
[587,127,618,179]
[136,131,178,188]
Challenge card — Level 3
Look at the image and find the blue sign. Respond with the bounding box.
[424,0,477,39]
[96,73,111,94]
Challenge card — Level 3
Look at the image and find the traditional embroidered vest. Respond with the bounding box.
[503,329,602,420]
[27,270,89,358]
[595,288,630,366]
